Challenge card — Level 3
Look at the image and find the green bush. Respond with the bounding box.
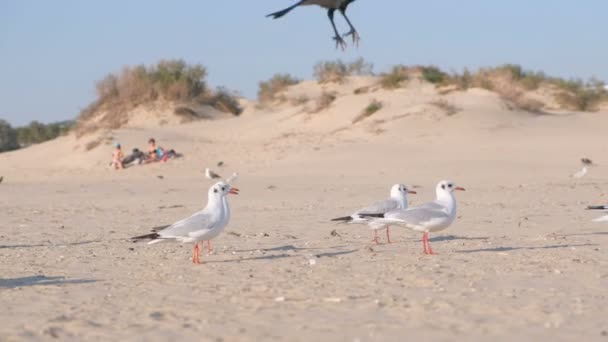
[0,119,19,152]
[420,66,448,84]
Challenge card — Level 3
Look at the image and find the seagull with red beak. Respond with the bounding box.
[360,180,465,255]
[331,184,416,244]
[132,180,239,264]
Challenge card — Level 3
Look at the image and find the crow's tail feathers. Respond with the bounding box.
[266,3,299,19]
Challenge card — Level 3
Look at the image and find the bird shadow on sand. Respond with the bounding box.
[553,231,608,237]
[456,243,597,253]
[233,244,349,253]
[0,240,101,249]
[429,235,490,242]
[207,247,358,264]
[0,275,98,289]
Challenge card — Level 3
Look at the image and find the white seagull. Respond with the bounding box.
[331,184,416,244]
[587,205,608,222]
[132,181,239,264]
[205,167,222,180]
[361,180,465,255]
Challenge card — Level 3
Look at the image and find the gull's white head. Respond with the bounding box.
[390,183,416,200]
[436,180,465,197]
[209,181,239,200]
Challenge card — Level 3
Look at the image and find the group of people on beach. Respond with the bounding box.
[110,138,180,170]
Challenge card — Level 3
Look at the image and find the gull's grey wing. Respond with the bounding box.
[355,199,399,215]
[157,210,214,238]
[385,207,449,226]
[415,201,445,211]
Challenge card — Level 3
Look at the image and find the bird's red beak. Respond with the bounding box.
[408,190,417,194]
[455,186,466,191]
[229,187,239,195]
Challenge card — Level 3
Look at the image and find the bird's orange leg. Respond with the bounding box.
[372,230,380,244]
[386,226,392,244]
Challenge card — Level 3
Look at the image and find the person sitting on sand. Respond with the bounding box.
[146,138,166,163]
[111,143,124,170]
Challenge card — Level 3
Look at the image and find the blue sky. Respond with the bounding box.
[1,0,607,126]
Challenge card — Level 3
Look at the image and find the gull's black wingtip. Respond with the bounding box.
[131,232,161,241]
[358,213,385,218]
[331,216,353,222]
[587,205,608,210]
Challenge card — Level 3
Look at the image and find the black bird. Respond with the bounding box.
[267,0,360,50]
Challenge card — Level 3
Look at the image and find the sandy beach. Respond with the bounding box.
[1,78,608,341]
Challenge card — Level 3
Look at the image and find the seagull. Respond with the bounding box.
[586,205,608,222]
[331,184,416,244]
[267,0,360,50]
[572,158,595,178]
[205,167,221,179]
[572,167,588,179]
[132,181,239,264]
[360,180,465,255]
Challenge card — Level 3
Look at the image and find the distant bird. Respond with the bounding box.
[361,180,465,255]
[217,161,224,168]
[572,167,588,179]
[331,184,416,244]
[267,0,360,50]
[205,168,221,179]
[0,176,3,183]
[586,205,608,222]
[572,158,595,179]
[132,181,239,264]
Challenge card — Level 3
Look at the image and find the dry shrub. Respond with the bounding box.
[313,58,373,84]
[354,86,370,95]
[353,99,382,123]
[74,59,241,136]
[311,91,337,113]
[257,73,300,104]
[379,65,410,89]
[314,60,349,84]
[206,87,242,115]
[500,90,544,113]
[85,138,102,151]
[430,99,461,116]
[290,95,309,106]
[346,57,374,76]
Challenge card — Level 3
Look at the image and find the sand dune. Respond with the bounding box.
[1,78,607,340]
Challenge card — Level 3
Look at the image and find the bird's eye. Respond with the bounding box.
[221,187,226,191]
[214,189,218,193]
[441,184,446,190]
[448,184,453,188]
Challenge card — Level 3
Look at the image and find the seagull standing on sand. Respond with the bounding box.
[132,181,239,264]
[331,184,416,244]
[361,180,465,255]
[205,167,222,180]
[266,0,360,50]
[586,205,608,222]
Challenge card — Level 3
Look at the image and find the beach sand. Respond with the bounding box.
[1,81,607,341]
